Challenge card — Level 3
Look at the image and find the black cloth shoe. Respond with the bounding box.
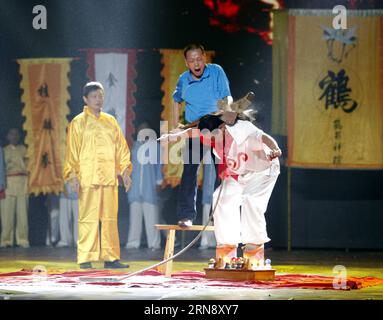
[79,262,93,269]
[104,260,129,269]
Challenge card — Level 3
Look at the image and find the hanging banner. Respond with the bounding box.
[160,49,215,187]
[84,49,137,147]
[286,10,383,168]
[19,58,72,195]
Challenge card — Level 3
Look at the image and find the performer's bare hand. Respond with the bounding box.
[122,169,132,192]
[69,177,80,193]
[268,149,282,160]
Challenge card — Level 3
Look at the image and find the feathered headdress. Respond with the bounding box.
[176,92,257,131]
[215,91,257,121]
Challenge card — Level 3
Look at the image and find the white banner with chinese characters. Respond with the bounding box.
[84,49,137,146]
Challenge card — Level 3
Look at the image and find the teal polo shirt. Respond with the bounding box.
[172,63,231,123]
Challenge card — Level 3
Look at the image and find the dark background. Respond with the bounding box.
[0,0,382,249]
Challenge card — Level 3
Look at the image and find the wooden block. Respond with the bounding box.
[204,268,276,281]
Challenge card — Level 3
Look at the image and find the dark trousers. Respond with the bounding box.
[176,138,219,221]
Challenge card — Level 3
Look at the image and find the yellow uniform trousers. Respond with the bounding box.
[0,176,29,248]
[77,185,120,264]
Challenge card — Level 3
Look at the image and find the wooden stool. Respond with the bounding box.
[155,224,215,277]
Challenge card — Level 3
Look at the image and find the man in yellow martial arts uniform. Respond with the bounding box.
[63,82,132,269]
[0,128,29,248]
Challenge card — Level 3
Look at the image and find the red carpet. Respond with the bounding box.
[0,269,383,291]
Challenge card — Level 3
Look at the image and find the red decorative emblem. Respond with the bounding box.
[226,152,248,171]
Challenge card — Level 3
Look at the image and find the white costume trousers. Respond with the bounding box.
[127,201,161,249]
[199,203,216,248]
[213,171,278,246]
[47,205,59,245]
[57,197,78,246]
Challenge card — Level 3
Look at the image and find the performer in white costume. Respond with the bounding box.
[197,95,282,267]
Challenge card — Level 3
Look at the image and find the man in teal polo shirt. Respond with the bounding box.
[171,43,233,227]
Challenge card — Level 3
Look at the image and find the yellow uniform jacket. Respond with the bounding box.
[63,106,132,187]
[3,144,28,196]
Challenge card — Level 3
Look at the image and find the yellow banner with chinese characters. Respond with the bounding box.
[160,49,214,187]
[18,58,72,195]
[287,12,383,168]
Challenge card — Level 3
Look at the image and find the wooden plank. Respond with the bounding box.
[204,268,276,281]
[155,224,214,231]
[162,229,176,277]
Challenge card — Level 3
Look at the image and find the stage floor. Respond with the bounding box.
[0,246,383,300]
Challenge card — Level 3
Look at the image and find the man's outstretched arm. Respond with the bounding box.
[63,122,80,193]
[172,100,181,129]
[115,121,133,192]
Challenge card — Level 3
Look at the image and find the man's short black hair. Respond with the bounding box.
[198,114,224,132]
[83,81,104,97]
[183,43,205,58]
